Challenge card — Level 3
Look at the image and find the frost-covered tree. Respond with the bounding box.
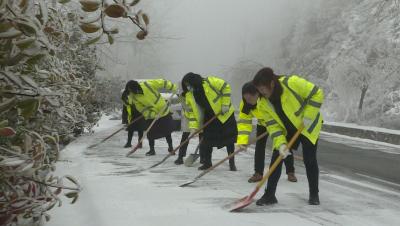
[279,0,400,128]
[0,0,152,225]
[328,54,372,121]
[224,59,264,105]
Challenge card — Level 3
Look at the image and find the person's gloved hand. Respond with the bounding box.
[221,105,230,115]
[235,144,247,151]
[279,144,291,159]
[303,117,313,129]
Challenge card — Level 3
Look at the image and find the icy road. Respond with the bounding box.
[49,116,400,226]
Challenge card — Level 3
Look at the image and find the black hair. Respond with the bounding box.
[121,89,129,103]
[181,80,188,96]
[252,67,279,87]
[242,81,259,96]
[241,82,259,114]
[253,67,283,102]
[182,72,203,89]
[126,80,143,94]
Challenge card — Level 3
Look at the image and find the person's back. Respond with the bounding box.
[181,73,238,171]
[126,79,177,156]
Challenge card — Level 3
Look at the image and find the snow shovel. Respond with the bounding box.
[148,115,218,169]
[126,93,177,157]
[87,115,144,149]
[229,125,304,212]
[179,131,269,187]
[184,138,203,167]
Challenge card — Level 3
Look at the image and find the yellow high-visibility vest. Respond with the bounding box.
[185,76,235,129]
[236,100,266,145]
[128,79,177,120]
[257,75,324,150]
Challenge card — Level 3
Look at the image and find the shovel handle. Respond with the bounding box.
[193,137,203,155]
[126,93,177,157]
[194,130,269,180]
[168,114,218,155]
[255,125,304,190]
[88,115,145,149]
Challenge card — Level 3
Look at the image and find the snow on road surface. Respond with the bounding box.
[49,116,400,226]
[320,132,400,154]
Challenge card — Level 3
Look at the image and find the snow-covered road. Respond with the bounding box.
[48,116,400,226]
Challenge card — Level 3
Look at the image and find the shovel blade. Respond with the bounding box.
[184,154,200,167]
[179,179,196,187]
[87,144,97,149]
[126,146,139,157]
[229,195,254,212]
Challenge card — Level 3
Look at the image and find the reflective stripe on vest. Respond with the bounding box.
[144,82,161,105]
[266,119,278,127]
[238,119,252,124]
[282,77,320,117]
[205,79,228,103]
[238,131,251,135]
[271,131,283,139]
[308,112,320,133]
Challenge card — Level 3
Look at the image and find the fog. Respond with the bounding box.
[98,0,320,83]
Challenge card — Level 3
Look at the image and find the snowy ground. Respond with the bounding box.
[48,116,400,226]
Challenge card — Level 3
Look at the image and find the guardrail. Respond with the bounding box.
[175,111,400,146]
[322,122,400,145]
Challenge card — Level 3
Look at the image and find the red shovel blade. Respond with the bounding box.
[229,195,254,212]
[126,146,139,157]
[229,187,260,212]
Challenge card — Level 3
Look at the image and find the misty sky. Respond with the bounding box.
[99,0,320,82]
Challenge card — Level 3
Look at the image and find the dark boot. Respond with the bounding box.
[137,131,144,148]
[145,149,155,156]
[166,135,175,155]
[308,193,320,205]
[229,158,237,171]
[174,157,184,165]
[126,130,133,148]
[256,192,278,206]
[147,139,155,156]
[287,172,297,182]
[198,164,212,170]
[248,173,263,183]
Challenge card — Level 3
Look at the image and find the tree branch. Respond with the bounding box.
[23,177,81,192]
[112,0,146,32]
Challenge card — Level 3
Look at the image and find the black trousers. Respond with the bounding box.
[200,142,235,166]
[255,125,295,175]
[265,135,319,195]
[127,129,143,145]
[148,134,173,151]
[178,132,202,158]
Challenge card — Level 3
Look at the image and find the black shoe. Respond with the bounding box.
[287,172,297,182]
[145,149,155,156]
[256,193,278,206]
[168,147,175,155]
[174,157,184,165]
[124,143,132,148]
[308,193,320,205]
[248,173,263,183]
[198,164,212,170]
